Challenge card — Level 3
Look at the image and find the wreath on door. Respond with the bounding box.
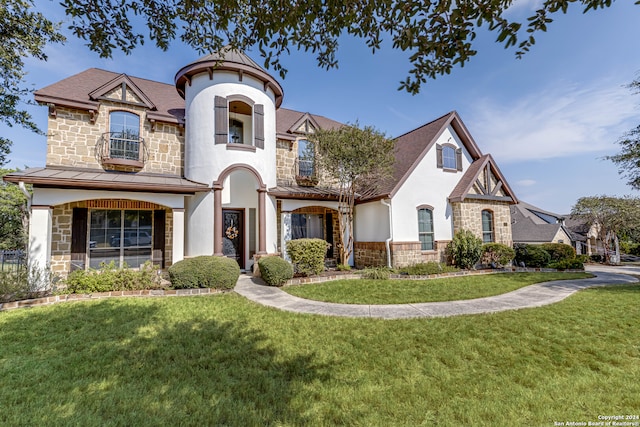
[225,226,239,240]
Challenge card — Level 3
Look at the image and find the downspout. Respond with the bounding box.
[19,181,31,217]
[380,198,392,268]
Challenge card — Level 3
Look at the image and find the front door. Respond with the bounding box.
[222,209,244,269]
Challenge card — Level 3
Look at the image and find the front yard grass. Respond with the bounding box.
[283,272,593,304]
[1,280,638,426]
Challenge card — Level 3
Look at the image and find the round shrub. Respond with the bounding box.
[514,244,551,268]
[446,230,483,270]
[481,243,515,267]
[286,238,328,276]
[539,243,576,262]
[258,256,294,286]
[168,256,240,290]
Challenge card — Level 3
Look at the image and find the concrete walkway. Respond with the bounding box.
[234,266,639,319]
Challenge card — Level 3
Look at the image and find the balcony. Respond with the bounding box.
[97,132,148,168]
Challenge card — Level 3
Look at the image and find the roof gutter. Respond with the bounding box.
[380,198,393,268]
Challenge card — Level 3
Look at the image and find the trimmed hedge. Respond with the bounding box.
[539,243,576,262]
[286,238,329,276]
[168,256,240,290]
[549,259,584,270]
[481,243,515,267]
[258,256,294,286]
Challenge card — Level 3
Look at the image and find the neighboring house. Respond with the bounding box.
[4,48,518,281]
[510,202,574,246]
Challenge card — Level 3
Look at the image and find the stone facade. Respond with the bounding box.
[46,103,183,175]
[451,200,513,245]
[49,199,175,275]
[354,240,449,268]
[275,138,296,184]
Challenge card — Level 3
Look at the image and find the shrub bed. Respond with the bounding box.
[539,243,576,262]
[63,261,163,294]
[258,256,294,286]
[514,244,551,268]
[398,262,458,276]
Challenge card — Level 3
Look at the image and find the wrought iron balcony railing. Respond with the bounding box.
[96,132,148,168]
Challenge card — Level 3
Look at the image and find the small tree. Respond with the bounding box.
[571,195,640,264]
[309,123,394,266]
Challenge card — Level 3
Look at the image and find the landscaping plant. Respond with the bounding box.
[286,238,328,276]
[168,256,240,290]
[258,256,294,286]
[446,229,483,269]
[481,243,515,267]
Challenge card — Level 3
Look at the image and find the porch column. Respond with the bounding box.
[213,184,223,256]
[172,208,185,264]
[257,188,267,254]
[29,205,53,290]
[281,211,292,261]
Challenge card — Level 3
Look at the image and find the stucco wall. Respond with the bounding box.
[391,126,471,243]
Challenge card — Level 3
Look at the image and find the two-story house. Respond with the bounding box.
[4,48,518,281]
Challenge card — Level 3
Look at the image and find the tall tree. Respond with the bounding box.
[0,0,65,155]
[309,123,394,265]
[570,195,640,264]
[61,0,626,94]
[607,77,640,189]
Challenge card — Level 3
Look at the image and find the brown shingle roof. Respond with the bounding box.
[275,108,343,139]
[35,68,186,124]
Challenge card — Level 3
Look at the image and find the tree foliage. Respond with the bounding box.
[0,168,30,250]
[570,195,640,264]
[607,77,640,190]
[0,0,65,153]
[60,0,624,95]
[309,123,394,265]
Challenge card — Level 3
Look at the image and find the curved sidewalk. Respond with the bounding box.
[234,268,638,319]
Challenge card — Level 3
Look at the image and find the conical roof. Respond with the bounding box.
[175,46,283,106]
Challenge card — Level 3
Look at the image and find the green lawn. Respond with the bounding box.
[283,272,593,304]
[1,281,638,426]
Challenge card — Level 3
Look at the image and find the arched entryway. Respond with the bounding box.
[212,164,267,270]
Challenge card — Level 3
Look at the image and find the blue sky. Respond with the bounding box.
[3,1,640,214]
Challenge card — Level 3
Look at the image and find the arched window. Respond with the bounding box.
[418,207,434,250]
[109,111,141,161]
[436,143,462,171]
[482,210,494,243]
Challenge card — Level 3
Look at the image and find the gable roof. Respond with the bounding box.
[364,111,486,201]
[275,108,343,140]
[449,154,518,203]
[34,68,186,124]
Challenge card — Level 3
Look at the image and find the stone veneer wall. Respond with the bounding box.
[50,199,174,275]
[451,200,513,245]
[46,103,183,175]
[276,139,296,184]
[354,240,449,268]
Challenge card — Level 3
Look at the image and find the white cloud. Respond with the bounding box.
[516,179,537,186]
[468,80,637,163]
